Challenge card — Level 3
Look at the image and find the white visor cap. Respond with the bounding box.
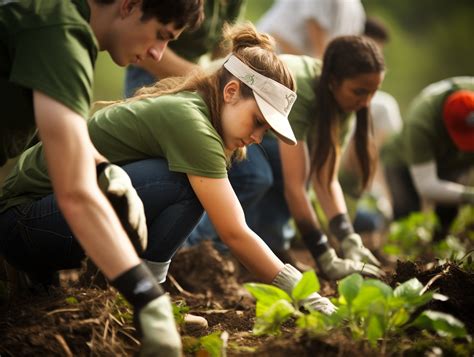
[223,54,297,145]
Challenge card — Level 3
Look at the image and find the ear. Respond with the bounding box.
[119,0,141,18]
[222,80,241,104]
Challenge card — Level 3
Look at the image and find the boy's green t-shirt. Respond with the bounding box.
[381,77,474,174]
[0,0,98,164]
[0,92,228,212]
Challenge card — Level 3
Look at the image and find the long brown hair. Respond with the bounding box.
[126,22,295,160]
[311,35,385,190]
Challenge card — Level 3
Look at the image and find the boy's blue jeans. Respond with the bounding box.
[0,159,203,278]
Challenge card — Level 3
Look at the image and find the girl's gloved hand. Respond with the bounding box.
[318,248,384,280]
[341,233,381,267]
[272,264,337,315]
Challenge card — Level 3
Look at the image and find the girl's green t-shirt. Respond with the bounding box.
[0,91,228,212]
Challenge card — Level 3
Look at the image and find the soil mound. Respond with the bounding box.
[166,241,251,306]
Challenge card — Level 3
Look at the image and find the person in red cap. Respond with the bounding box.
[381,77,474,240]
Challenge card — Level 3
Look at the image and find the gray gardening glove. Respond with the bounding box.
[341,233,381,267]
[318,248,384,280]
[138,294,182,357]
[272,264,337,315]
[97,163,147,253]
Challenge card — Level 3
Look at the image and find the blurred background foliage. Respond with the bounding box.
[93,0,474,118]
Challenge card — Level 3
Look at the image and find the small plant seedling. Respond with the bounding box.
[245,271,468,348]
[244,270,322,336]
[384,211,438,259]
[183,331,228,357]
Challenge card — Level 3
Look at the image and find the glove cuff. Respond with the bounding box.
[96,161,111,180]
[111,262,164,311]
[271,264,302,296]
[329,213,354,241]
[301,229,330,258]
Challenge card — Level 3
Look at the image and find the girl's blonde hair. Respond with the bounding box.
[102,22,295,160]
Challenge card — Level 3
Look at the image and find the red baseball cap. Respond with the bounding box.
[443,90,474,152]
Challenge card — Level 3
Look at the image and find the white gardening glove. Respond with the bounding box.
[98,163,148,253]
[138,294,182,357]
[341,233,381,266]
[272,264,337,315]
[318,248,384,280]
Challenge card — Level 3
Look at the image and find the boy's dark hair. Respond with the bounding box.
[364,16,390,43]
[95,0,204,30]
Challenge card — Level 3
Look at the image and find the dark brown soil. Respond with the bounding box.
[390,260,474,333]
[1,241,473,356]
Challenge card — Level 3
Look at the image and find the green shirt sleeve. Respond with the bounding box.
[10,25,96,118]
[402,97,439,165]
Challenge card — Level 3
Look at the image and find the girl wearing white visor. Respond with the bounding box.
[0,24,336,314]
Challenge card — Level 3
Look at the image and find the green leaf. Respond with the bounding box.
[65,296,78,305]
[253,299,295,336]
[363,279,393,299]
[352,286,386,313]
[367,315,384,347]
[292,270,320,301]
[393,278,423,298]
[390,307,410,327]
[200,332,224,357]
[245,283,291,305]
[245,282,291,317]
[338,273,363,306]
[411,310,468,338]
[383,244,401,255]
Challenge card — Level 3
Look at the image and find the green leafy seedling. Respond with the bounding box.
[183,331,226,357]
[245,270,323,336]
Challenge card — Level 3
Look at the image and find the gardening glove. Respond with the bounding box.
[340,233,381,267]
[137,294,182,357]
[318,248,384,280]
[97,162,147,254]
[111,263,182,357]
[272,264,337,315]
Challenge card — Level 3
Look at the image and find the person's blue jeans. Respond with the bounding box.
[0,159,203,279]
[124,66,156,98]
[186,136,293,251]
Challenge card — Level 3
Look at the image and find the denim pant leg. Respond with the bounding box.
[122,159,204,262]
[0,195,85,278]
[124,66,156,98]
[185,144,274,249]
[251,136,293,251]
